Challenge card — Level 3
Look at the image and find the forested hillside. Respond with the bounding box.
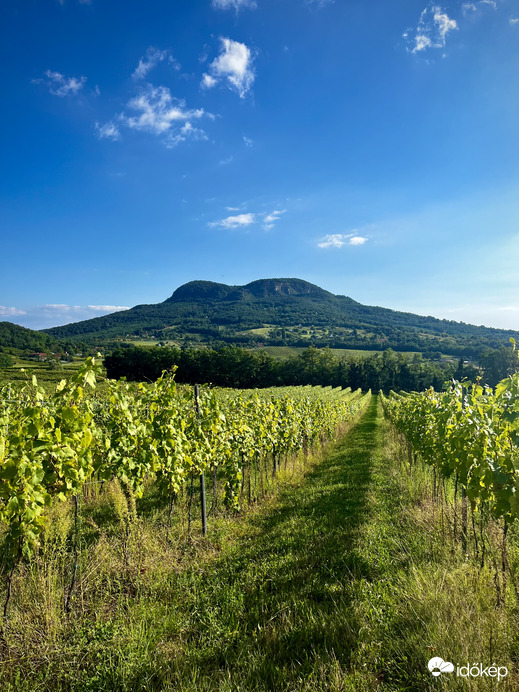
[43,278,517,357]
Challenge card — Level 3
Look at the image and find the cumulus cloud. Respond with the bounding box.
[263,209,286,230]
[212,0,257,10]
[33,69,87,96]
[123,85,204,135]
[201,74,217,89]
[112,84,208,147]
[510,17,519,25]
[404,5,458,54]
[209,213,256,229]
[202,37,254,98]
[132,47,179,80]
[95,121,120,140]
[317,233,368,248]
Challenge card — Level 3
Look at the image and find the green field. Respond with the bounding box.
[251,345,408,359]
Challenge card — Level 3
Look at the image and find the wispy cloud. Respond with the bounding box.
[210,213,256,229]
[212,0,257,10]
[165,121,208,149]
[95,121,120,140]
[111,84,209,147]
[201,37,255,98]
[219,155,234,166]
[0,306,27,316]
[404,5,458,54]
[33,69,87,97]
[210,208,286,230]
[263,209,286,230]
[1,304,130,330]
[123,85,205,135]
[243,136,254,147]
[41,304,129,314]
[305,0,335,7]
[510,17,519,25]
[132,47,179,80]
[463,0,496,13]
[317,233,368,248]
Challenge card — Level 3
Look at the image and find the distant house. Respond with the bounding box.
[28,352,47,361]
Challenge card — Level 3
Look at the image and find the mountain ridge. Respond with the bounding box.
[40,278,517,357]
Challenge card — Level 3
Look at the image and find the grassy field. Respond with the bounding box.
[250,346,386,359]
[1,397,518,690]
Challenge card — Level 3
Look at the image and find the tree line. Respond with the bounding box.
[101,344,515,393]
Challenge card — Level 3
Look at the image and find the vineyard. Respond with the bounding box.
[0,358,369,617]
[1,360,519,689]
[381,372,519,561]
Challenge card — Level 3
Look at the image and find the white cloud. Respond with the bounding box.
[212,0,257,10]
[124,86,201,134]
[305,0,335,7]
[121,84,206,145]
[3,303,130,330]
[165,121,208,148]
[201,74,217,89]
[263,209,286,230]
[219,155,234,165]
[434,8,457,40]
[210,213,256,229]
[132,47,179,80]
[95,121,120,140]
[510,17,519,25]
[463,0,496,14]
[405,5,458,54]
[243,136,254,147]
[202,37,254,98]
[0,306,27,316]
[317,233,368,248]
[349,236,368,246]
[34,69,87,97]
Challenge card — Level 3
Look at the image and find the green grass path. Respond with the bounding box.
[156,394,403,691]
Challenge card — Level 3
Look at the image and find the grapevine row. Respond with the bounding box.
[381,373,519,523]
[0,358,370,565]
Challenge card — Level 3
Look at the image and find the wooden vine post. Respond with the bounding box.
[194,385,207,536]
[460,386,468,554]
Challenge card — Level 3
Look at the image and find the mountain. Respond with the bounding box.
[42,278,517,357]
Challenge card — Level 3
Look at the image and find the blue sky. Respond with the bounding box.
[1,0,519,331]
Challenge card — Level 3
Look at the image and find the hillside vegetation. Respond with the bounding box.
[42,278,517,357]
